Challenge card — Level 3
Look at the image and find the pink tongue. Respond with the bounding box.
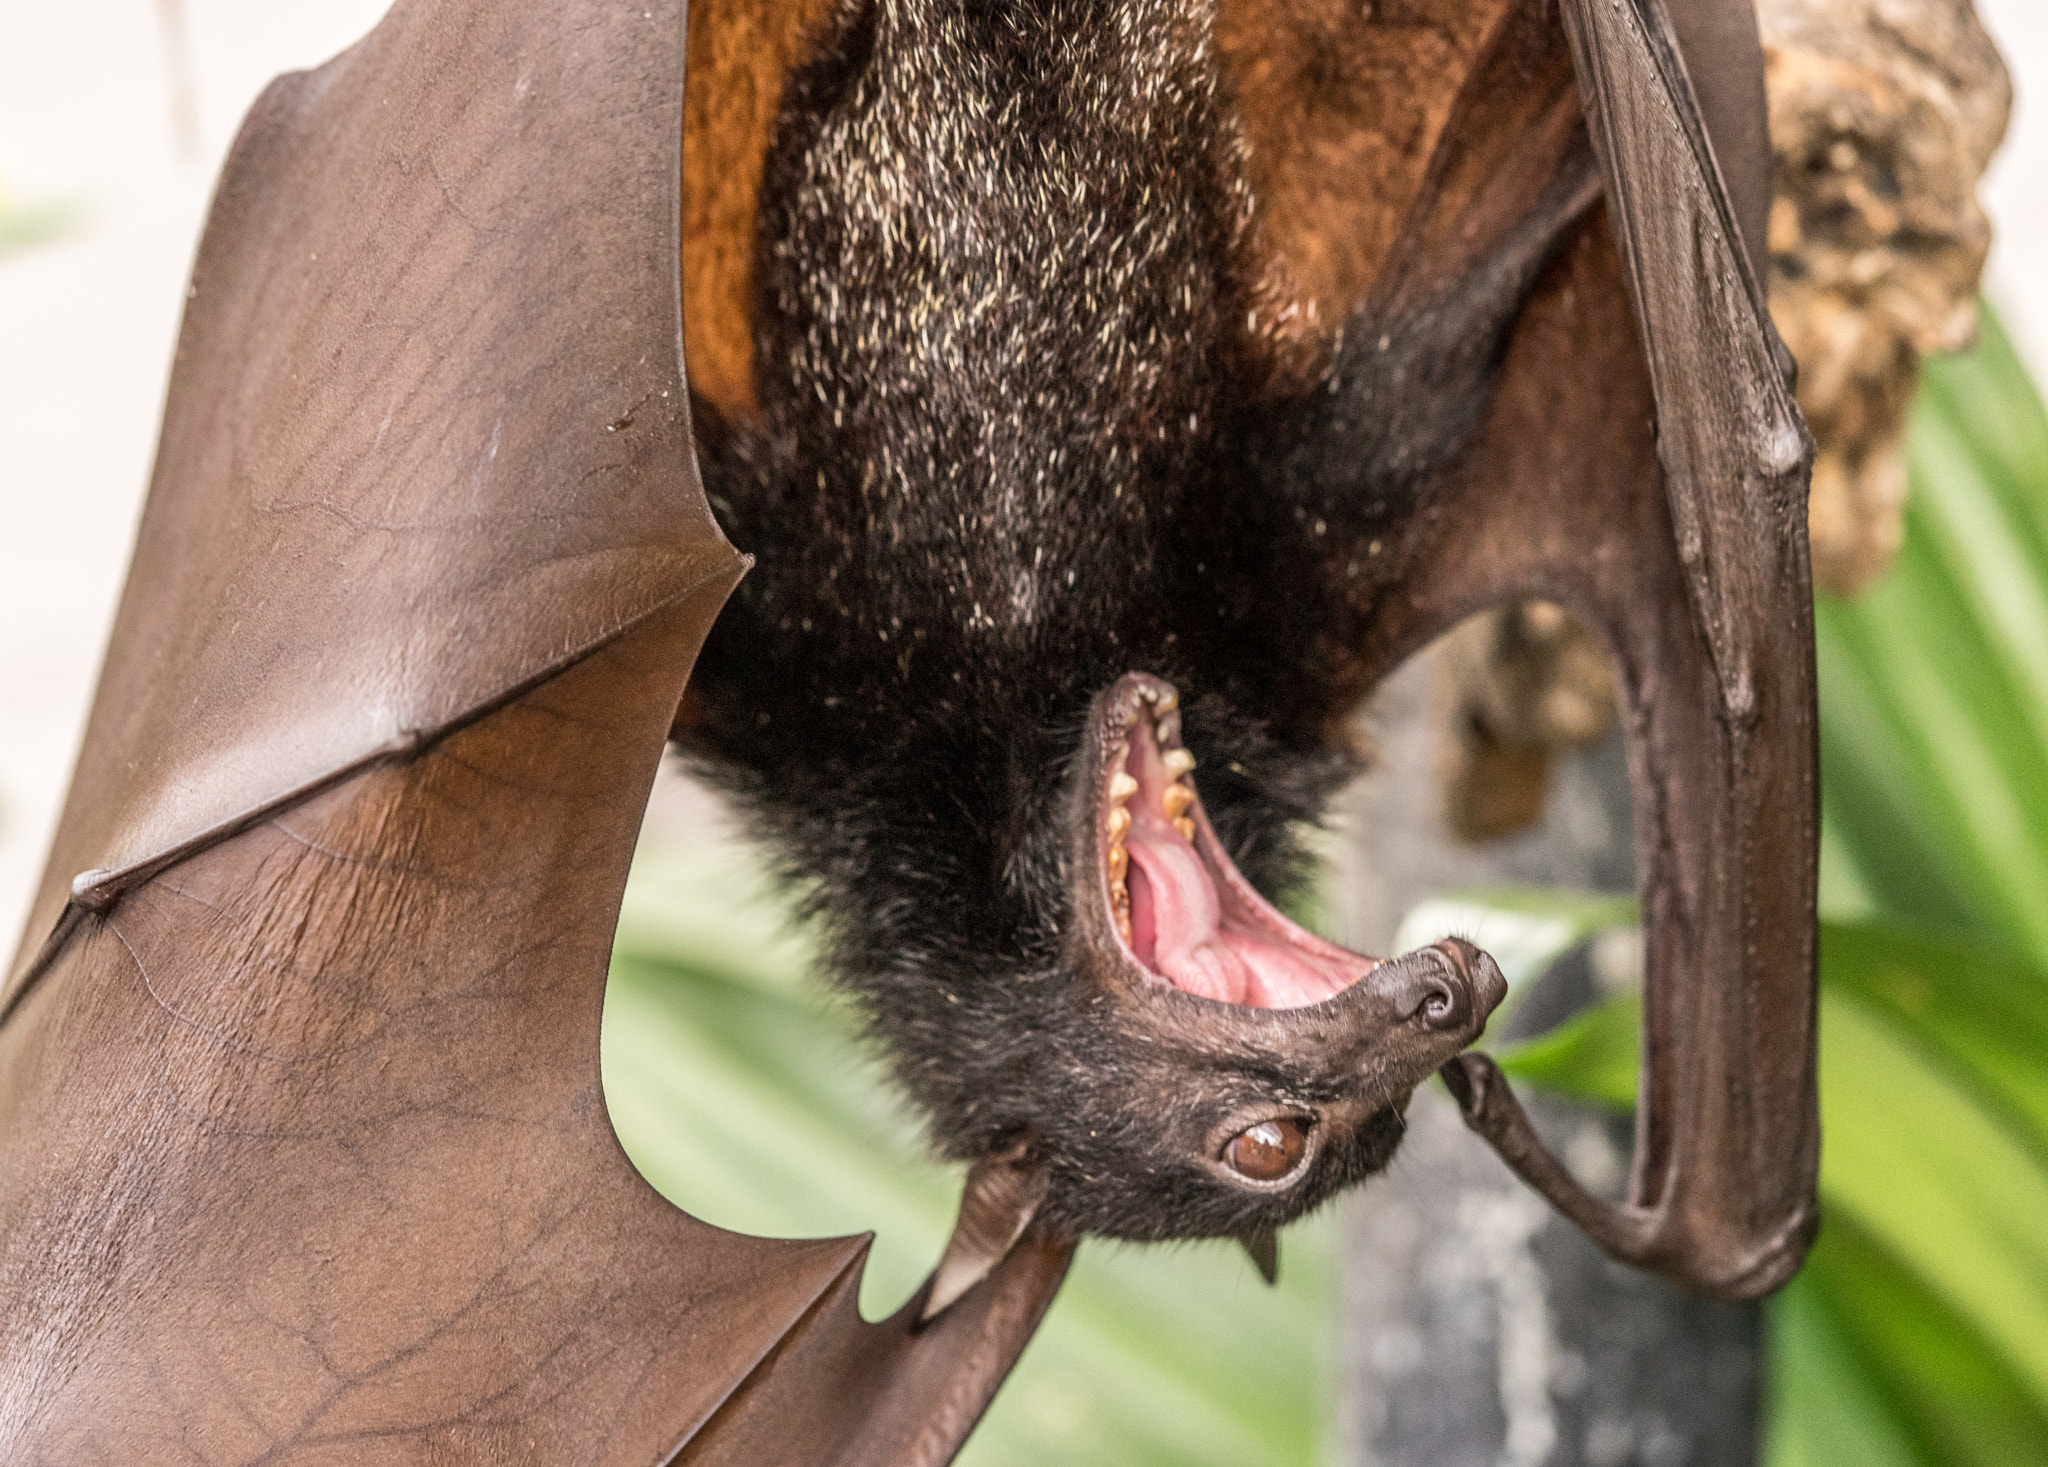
[1125,820,1364,1008]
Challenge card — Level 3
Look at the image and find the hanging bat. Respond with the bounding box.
[677,0,1817,1296]
[0,0,1816,1460]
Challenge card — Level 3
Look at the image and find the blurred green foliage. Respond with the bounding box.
[0,185,83,262]
[601,309,2048,1462]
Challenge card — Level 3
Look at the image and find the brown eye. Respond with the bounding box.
[1224,1118,1308,1182]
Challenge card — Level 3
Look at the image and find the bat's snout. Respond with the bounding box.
[1365,937,1506,1037]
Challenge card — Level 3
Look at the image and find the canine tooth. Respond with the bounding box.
[1163,749,1196,777]
[1162,783,1195,817]
[1109,771,1138,802]
[1117,911,1133,944]
[1174,816,1196,842]
[1107,807,1132,841]
[1155,690,1178,712]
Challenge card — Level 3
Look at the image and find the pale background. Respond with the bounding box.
[1,1,2043,948]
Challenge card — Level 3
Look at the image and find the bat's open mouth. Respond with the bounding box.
[1093,674,1380,1008]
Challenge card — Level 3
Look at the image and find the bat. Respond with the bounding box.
[679,0,1580,1266]
[0,0,1817,1461]
[677,0,1817,1297]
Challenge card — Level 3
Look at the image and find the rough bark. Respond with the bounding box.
[1761,0,2011,593]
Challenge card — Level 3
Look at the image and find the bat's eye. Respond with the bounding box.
[1224,1118,1309,1183]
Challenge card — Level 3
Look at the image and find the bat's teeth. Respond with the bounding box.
[1116,906,1133,945]
[1107,806,1132,841]
[1154,689,1178,713]
[1163,748,1196,777]
[1109,771,1139,803]
[1108,845,1128,882]
[1162,782,1194,818]
[1173,816,1196,842]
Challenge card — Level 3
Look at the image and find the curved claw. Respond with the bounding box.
[920,1141,1050,1324]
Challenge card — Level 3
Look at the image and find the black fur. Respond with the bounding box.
[682,0,1562,1240]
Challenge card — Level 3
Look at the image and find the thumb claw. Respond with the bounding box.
[921,1139,1049,1323]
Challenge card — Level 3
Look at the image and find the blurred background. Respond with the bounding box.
[3,4,2045,1465]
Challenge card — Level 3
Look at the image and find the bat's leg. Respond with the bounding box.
[1317,154,1602,492]
[1248,17,1604,536]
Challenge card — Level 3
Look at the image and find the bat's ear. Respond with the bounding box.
[1236,1227,1280,1286]
[921,1139,1051,1323]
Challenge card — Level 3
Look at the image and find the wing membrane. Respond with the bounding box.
[0,1,1066,1458]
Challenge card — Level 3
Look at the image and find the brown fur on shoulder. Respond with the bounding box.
[1215,0,1512,376]
[686,0,1520,406]
[682,0,840,421]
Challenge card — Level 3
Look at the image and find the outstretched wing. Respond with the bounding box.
[1348,0,1819,1298]
[0,1,1064,1461]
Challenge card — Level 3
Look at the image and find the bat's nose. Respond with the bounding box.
[1375,938,1507,1034]
[1429,937,1509,1028]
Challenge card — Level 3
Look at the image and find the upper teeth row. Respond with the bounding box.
[1106,744,1199,943]
[1106,752,1197,832]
